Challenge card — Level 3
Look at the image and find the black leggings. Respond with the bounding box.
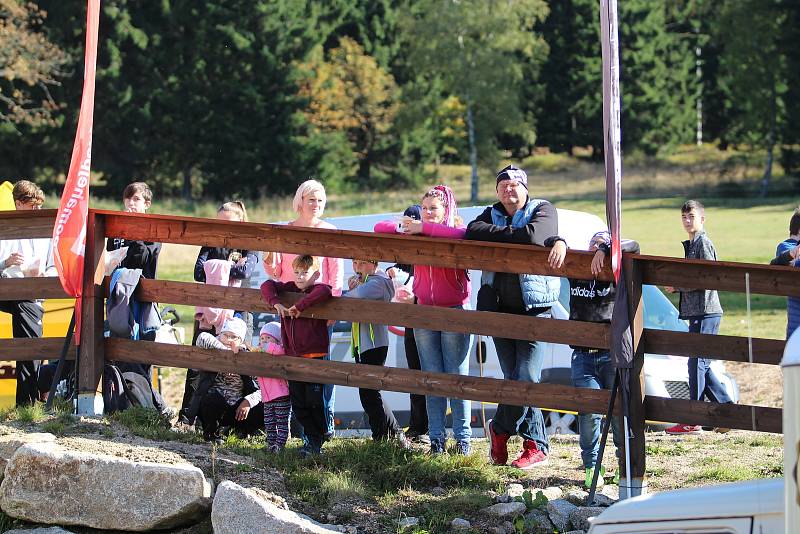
[356,346,401,440]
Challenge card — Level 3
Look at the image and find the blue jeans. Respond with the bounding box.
[687,315,733,403]
[571,349,622,469]
[414,323,472,443]
[491,334,549,454]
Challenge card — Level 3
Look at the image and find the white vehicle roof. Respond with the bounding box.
[324,205,606,251]
[591,478,783,526]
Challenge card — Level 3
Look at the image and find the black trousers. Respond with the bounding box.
[289,379,326,445]
[404,327,428,435]
[178,320,215,423]
[198,390,264,441]
[0,300,43,406]
[356,346,401,440]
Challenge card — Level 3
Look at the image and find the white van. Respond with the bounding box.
[251,207,739,434]
[587,477,783,533]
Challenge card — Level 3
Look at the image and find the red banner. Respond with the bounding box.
[600,0,622,283]
[52,0,101,343]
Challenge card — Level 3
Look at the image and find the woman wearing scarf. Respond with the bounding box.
[375,185,472,455]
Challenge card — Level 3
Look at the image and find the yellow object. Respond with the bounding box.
[0,181,75,407]
[0,181,14,211]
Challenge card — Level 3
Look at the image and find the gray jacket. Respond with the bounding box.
[342,269,394,354]
[678,231,723,318]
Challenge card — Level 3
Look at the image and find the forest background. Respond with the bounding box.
[3,0,800,202]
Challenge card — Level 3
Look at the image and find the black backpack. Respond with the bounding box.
[102,364,132,414]
[103,364,172,420]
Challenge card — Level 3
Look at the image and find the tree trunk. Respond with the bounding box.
[182,166,192,200]
[467,97,478,204]
[761,80,776,197]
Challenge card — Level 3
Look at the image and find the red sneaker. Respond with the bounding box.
[665,424,703,435]
[511,440,548,470]
[488,420,510,465]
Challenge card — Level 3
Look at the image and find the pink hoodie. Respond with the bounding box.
[263,220,344,296]
[195,259,236,331]
[256,342,290,402]
[374,220,470,307]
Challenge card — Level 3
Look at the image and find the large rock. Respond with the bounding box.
[5,529,72,534]
[0,442,211,531]
[546,499,578,532]
[0,433,56,475]
[482,501,526,518]
[212,480,343,534]
[568,506,605,531]
[524,509,555,534]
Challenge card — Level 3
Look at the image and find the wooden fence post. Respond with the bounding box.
[620,254,647,498]
[76,212,105,415]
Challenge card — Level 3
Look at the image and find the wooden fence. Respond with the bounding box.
[0,208,790,495]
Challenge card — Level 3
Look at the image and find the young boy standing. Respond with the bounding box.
[769,208,800,338]
[260,255,333,457]
[342,259,407,445]
[107,182,161,279]
[666,200,733,435]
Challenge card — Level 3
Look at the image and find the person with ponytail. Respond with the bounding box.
[374,185,473,455]
[177,200,259,426]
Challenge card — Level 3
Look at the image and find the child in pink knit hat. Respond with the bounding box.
[257,321,290,452]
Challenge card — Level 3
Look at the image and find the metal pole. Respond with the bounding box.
[45,308,76,410]
[588,370,619,504]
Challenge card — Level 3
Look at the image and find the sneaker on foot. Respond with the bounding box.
[487,420,510,465]
[406,430,431,444]
[429,438,446,455]
[585,466,606,490]
[393,431,412,450]
[454,440,471,455]
[510,440,548,470]
[665,424,703,435]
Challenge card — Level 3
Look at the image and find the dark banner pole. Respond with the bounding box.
[44,308,76,410]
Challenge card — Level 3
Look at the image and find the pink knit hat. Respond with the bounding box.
[423,184,458,227]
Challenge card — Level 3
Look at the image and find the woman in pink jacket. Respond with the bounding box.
[263,179,343,438]
[374,185,472,455]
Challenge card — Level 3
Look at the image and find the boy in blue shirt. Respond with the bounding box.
[770,208,800,338]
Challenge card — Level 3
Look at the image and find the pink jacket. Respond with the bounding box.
[374,220,470,307]
[256,342,290,402]
[263,220,344,296]
[195,259,236,331]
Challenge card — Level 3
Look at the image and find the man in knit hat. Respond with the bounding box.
[465,164,566,470]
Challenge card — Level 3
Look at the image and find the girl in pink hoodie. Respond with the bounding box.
[256,321,290,452]
[374,185,473,455]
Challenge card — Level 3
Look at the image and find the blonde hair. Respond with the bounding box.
[292,179,326,214]
[12,180,44,207]
[292,255,321,272]
[218,200,248,222]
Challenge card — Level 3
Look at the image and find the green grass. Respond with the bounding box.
[0,510,20,532]
[110,406,203,444]
[686,464,768,484]
[216,434,505,532]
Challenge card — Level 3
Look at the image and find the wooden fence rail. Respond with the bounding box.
[0,208,793,498]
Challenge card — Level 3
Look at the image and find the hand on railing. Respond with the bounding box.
[547,240,567,269]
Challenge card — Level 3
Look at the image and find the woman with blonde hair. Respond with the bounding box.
[263,180,343,438]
